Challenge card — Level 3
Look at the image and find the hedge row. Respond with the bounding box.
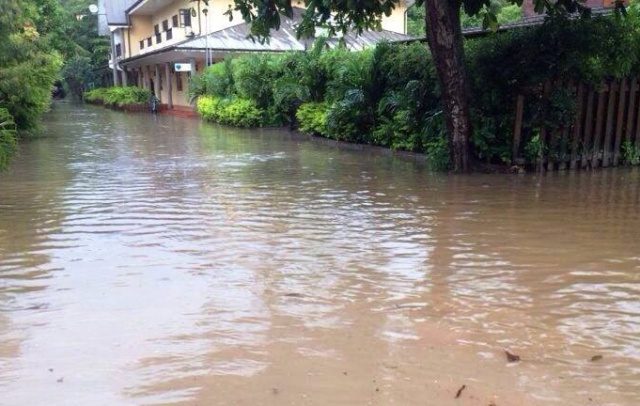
[84,86,152,107]
[190,10,640,169]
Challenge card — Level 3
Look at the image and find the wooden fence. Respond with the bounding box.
[512,77,640,171]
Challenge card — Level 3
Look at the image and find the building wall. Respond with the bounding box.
[128,15,153,58]
[121,0,410,108]
[381,2,408,34]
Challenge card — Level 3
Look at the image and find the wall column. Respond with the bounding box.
[189,58,196,109]
[121,67,128,86]
[189,58,196,77]
[110,30,120,86]
[154,64,161,102]
[145,66,151,91]
[165,62,173,109]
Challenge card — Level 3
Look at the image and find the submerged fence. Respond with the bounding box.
[512,77,640,171]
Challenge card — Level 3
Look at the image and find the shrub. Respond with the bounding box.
[83,86,151,106]
[84,87,109,104]
[233,54,282,110]
[0,108,18,171]
[0,51,62,131]
[103,86,151,106]
[188,58,235,103]
[189,13,640,169]
[465,15,640,164]
[296,102,328,135]
[196,95,263,127]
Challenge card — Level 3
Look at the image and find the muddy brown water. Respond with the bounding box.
[0,102,639,405]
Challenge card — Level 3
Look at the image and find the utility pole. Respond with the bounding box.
[203,7,209,67]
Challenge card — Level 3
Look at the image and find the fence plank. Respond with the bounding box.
[512,94,524,164]
[538,80,552,172]
[613,78,627,166]
[571,82,585,170]
[624,77,637,145]
[635,77,640,149]
[603,80,617,167]
[581,86,596,169]
[592,82,608,168]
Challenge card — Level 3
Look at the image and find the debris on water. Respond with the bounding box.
[283,293,303,298]
[505,350,521,363]
[590,355,603,362]
[392,302,427,310]
[48,368,53,372]
[455,384,466,399]
[57,377,64,383]
[272,387,280,395]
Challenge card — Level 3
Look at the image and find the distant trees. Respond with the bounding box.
[0,0,108,170]
[0,0,62,132]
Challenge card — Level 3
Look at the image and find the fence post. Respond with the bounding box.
[513,94,524,165]
[624,77,637,146]
[592,81,608,169]
[613,77,627,166]
[603,80,617,167]
[571,82,585,170]
[538,80,552,172]
[581,86,595,169]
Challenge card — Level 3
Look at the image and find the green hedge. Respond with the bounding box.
[296,102,328,136]
[84,86,151,106]
[196,95,263,127]
[189,11,640,168]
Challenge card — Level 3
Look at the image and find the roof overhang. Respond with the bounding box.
[128,0,176,16]
[119,8,414,69]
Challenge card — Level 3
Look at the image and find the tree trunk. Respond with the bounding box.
[423,0,470,173]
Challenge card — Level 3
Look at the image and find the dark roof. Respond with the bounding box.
[100,0,137,26]
[461,6,619,38]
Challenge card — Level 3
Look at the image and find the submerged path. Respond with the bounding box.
[0,102,639,405]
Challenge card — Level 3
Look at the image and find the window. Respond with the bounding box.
[139,40,144,50]
[162,19,169,31]
[179,9,191,27]
[154,24,160,35]
[176,73,183,92]
[172,15,178,27]
[147,37,152,47]
[115,43,122,57]
[155,33,162,44]
[166,28,173,41]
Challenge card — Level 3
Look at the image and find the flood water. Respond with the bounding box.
[0,102,639,406]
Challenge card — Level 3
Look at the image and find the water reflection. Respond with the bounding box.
[0,102,638,405]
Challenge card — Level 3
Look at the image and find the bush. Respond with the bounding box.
[296,102,328,135]
[188,13,640,169]
[196,95,263,127]
[0,108,18,171]
[102,86,151,106]
[188,58,235,103]
[465,14,640,164]
[83,86,151,106]
[0,51,62,131]
[84,87,109,104]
